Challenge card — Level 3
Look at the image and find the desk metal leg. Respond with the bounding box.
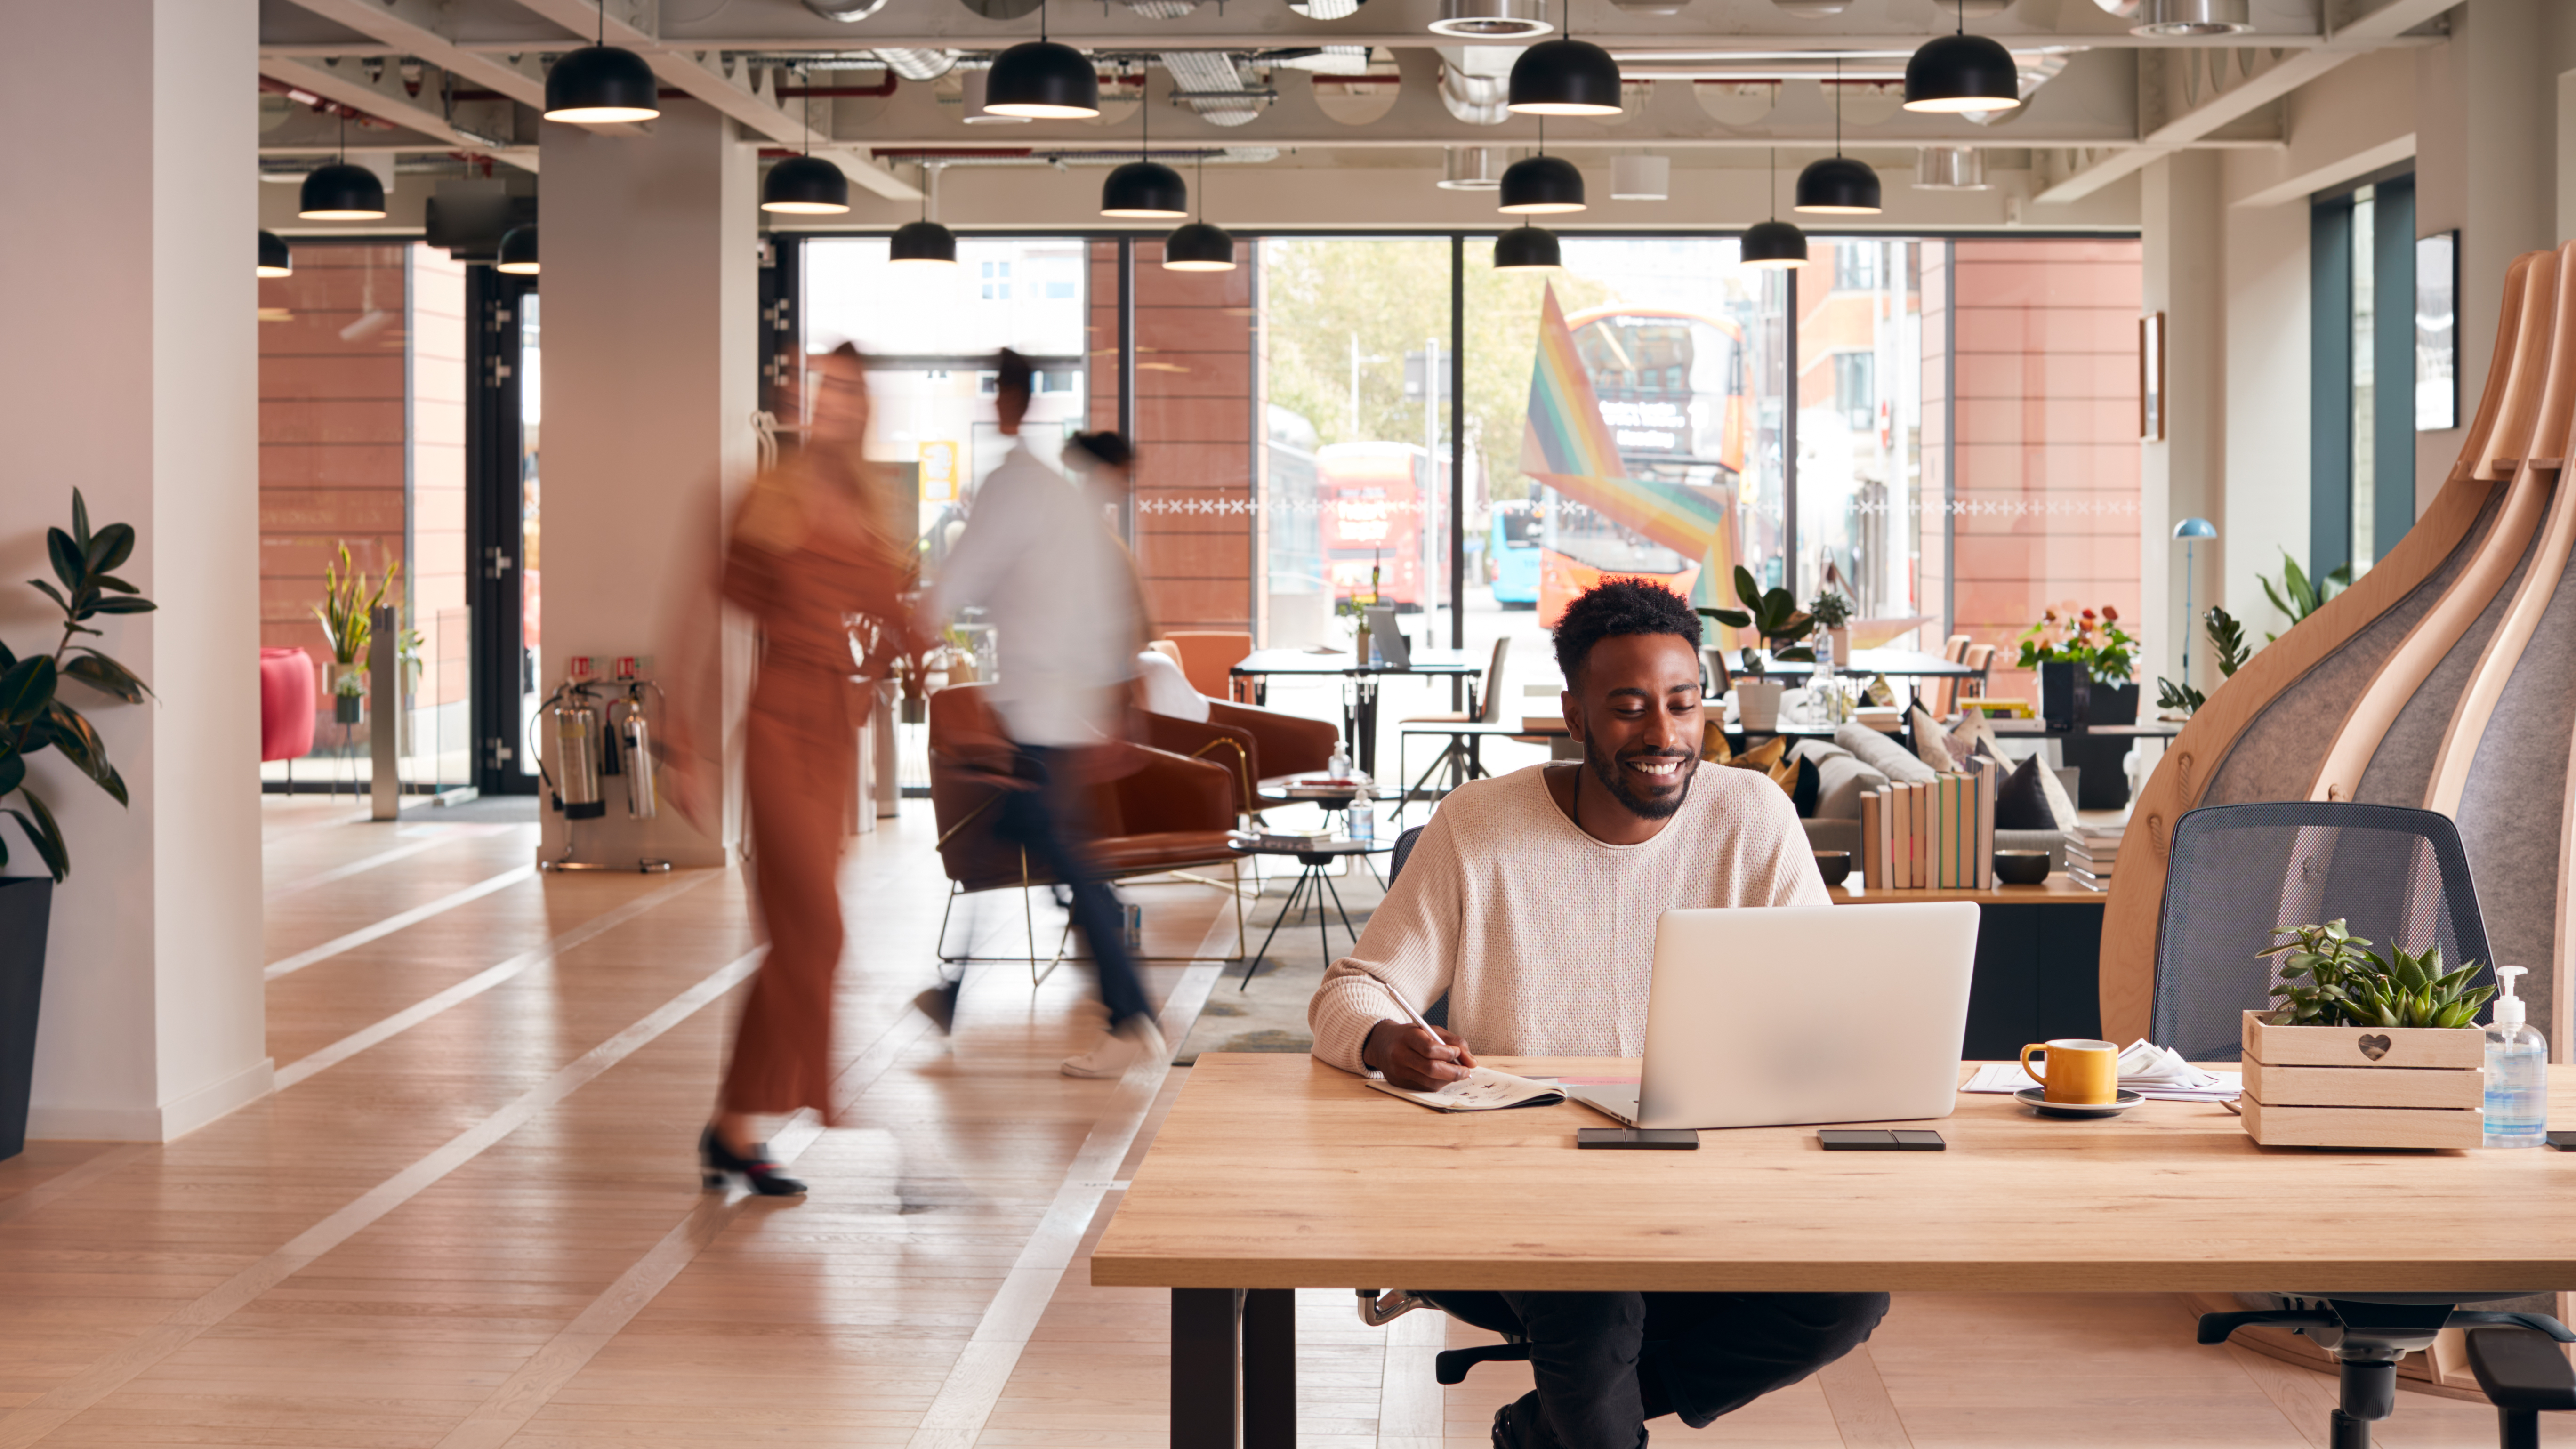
[1239,868,1312,990]
[1242,1288,1296,1449]
[1173,1288,1240,1449]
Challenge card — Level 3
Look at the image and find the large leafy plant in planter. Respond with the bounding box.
[1699,566,1814,675]
[3,491,154,880]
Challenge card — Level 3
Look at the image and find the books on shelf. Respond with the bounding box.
[2062,819,2127,892]
[1859,757,2000,891]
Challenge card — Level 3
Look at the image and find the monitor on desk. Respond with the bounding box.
[1363,606,1410,669]
[1568,902,1981,1131]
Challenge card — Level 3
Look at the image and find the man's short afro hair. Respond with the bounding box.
[1552,578,1703,685]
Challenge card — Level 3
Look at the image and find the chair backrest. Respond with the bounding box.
[2150,801,2496,1061]
[1475,637,1511,723]
[1960,643,1996,700]
[1389,824,1425,886]
[1165,630,1254,700]
[1931,634,1974,716]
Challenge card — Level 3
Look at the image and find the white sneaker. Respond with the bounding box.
[1061,1014,1168,1079]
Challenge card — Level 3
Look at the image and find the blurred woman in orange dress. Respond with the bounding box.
[666,345,913,1197]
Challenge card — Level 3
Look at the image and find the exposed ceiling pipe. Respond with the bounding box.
[1160,50,1262,126]
[1437,46,1522,125]
[874,48,959,81]
[869,145,1280,166]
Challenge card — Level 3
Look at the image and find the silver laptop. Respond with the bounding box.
[1568,902,1981,1131]
[1363,605,1410,668]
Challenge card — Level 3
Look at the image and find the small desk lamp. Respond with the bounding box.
[2173,517,2217,690]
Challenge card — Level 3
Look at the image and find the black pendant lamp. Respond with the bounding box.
[299,115,387,220]
[1161,158,1234,272]
[1493,225,1561,270]
[257,230,293,279]
[1742,150,1808,269]
[763,93,851,214]
[890,164,958,265]
[543,3,661,123]
[1499,123,1584,215]
[1903,0,2023,114]
[763,156,851,214]
[496,225,540,276]
[1102,69,1187,219]
[986,0,1100,120]
[1506,0,1620,116]
[1795,59,1881,216]
[890,219,958,264]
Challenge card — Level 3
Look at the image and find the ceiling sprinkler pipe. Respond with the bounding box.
[2093,0,2252,35]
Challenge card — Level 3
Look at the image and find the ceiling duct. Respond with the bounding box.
[1270,46,1374,74]
[1913,145,1989,189]
[1121,0,1202,16]
[871,146,1280,166]
[1438,46,1523,125]
[803,0,895,18]
[875,48,958,80]
[1160,49,1262,126]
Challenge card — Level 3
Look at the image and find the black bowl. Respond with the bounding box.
[1813,850,1852,886]
[1994,850,2051,886]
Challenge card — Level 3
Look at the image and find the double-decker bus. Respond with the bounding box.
[1320,441,1443,610]
[1535,306,1755,624]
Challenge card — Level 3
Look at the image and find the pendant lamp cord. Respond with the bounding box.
[1141,64,1149,162]
[1833,56,1842,157]
[597,0,605,46]
[1767,145,1777,222]
[1196,154,1206,221]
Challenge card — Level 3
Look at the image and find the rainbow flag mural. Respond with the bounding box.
[1517,284,1739,625]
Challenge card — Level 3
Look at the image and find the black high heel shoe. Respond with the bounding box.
[700,1126,807,1197]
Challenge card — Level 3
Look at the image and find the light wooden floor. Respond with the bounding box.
[0,795,2566,1449]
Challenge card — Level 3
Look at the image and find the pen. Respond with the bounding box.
[1379,980,1453,1048]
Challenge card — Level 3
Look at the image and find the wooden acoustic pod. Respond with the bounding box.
[2102,246,2576,1051]
[2110,244,2576,1401]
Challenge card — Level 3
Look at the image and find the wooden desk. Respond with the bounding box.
[1835,878,2105,1055]
[1230,648,1484,776]
[1098,1055,2576,1448]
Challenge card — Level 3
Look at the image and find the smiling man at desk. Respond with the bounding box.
[1307,579,1884,1449]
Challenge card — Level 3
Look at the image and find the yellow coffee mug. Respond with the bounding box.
[2021,1038,2118,1105]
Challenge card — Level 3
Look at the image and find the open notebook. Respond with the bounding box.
[1366,1067,1565,1112]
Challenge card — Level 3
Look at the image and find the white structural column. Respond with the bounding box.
[2140,151,2225,695]
[0,0,272,1139]
[538,104,757,869]
[2415,0,2557,511]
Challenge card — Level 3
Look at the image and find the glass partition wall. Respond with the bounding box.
[796,231,2141,785]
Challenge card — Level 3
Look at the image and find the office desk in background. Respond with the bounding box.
[1230,647,1484,776]
[1096,1055,2576,1449]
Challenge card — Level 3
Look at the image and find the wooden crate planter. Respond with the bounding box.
[2239,1011,2484,1149]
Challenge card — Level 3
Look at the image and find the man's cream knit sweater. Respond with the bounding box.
[1308,763,1829,1073]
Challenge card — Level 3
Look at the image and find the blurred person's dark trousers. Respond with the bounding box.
[1422,1289,1889,1449]
[991,744,1151,1028]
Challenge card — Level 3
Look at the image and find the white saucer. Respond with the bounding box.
[2015,1087,2143,1118]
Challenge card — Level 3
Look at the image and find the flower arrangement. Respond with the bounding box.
[2015,601,2136,685]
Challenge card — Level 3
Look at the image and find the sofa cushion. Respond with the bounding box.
[1994,752,2061,830]
[1836,722,1937,785]
[1910,705,1957,771]
[1792,739,1889,821]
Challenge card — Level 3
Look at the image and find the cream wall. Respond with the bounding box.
[0,0,270,1140]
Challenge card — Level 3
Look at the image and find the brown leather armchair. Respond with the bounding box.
[928,684,1244,972]
[1139,700,1339,817]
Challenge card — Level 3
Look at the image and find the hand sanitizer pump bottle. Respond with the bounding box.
[2483,965,2547,1148]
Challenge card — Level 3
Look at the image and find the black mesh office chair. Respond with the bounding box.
[2465,1326,2576,1449]
[2162,803,2570,1449]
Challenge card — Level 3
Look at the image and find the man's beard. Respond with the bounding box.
[1584,738,1696,821]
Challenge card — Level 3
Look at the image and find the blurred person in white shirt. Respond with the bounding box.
[926,353,1160,1078]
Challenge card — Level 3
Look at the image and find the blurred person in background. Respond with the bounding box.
[925,354,1161,1078]
[664,343,916,1196]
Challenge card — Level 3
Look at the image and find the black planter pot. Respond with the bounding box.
[2038,660,2086,732]
[334,693,362,725]
[0,876,53,1161]
[2090,681,2140,727]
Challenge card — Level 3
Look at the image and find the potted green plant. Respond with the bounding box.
[2015,603,2137,731]
[2,491,155,1159]
[312,544,397,703]
[2238,920,2493,1149]
[1700,568,1812,733]
[1807,589,1854,665]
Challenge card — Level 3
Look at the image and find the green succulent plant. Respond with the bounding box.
[2260,918,2493,1030]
